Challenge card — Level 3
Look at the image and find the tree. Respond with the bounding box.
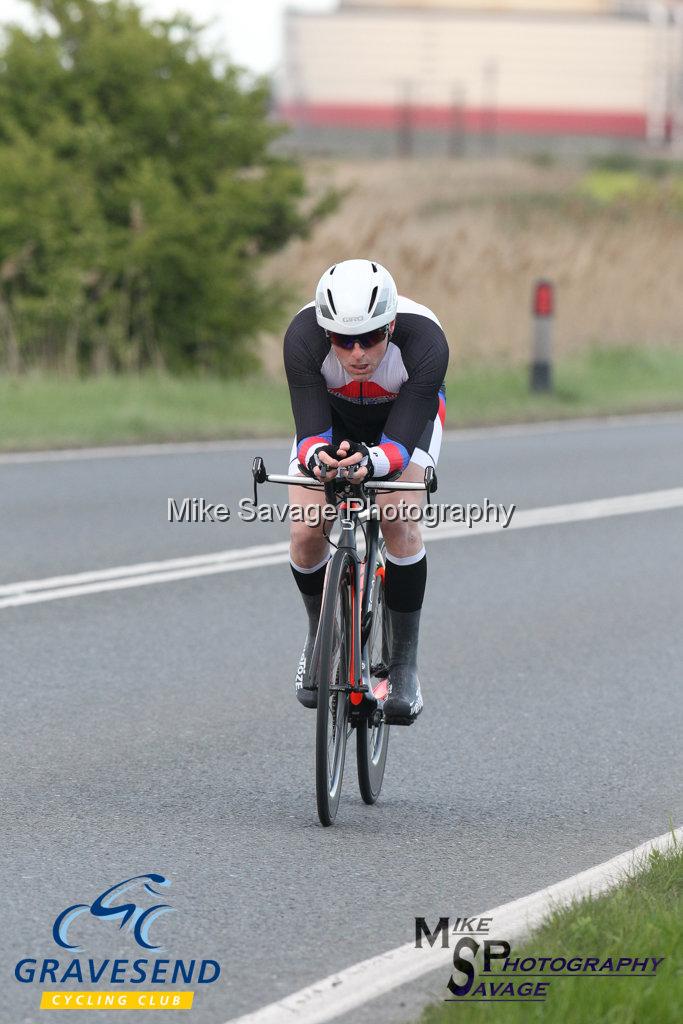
[0,0,322,373]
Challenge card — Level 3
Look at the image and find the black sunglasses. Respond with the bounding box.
[327,326,390,351]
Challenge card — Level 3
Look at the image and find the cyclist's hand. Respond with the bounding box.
[337,440,371,482]
[314,453,340,481]
[307,444,340,481]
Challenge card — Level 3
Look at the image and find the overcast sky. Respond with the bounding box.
[2,0,336,75]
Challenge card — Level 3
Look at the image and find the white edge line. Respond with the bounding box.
[224,827,682,1024]
[0,542,291,597]
[0,554,291,609]
[427,487,683,542]
[1,411,682,464]
[1,488,682,609]
[0,437,287,464]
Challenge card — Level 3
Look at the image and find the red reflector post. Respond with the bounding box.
[533,280,554,318]
[530,279,554,393]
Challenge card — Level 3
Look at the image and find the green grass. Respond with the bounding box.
[1,345,683,451]
[419,839,682,1024]
[0,371,294,450]
[446,345,683,427]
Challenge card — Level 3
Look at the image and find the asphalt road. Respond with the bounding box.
[2,415,682,1024]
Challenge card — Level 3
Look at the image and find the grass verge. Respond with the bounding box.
[1,345,683,451]
[419,840,682,1024]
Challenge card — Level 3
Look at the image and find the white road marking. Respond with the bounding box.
[0,542,290,597]
[223,827,682,1024]
[0,554,291,607]
[427,486,683,542]
[1,411,682,464]
[0,437,286,465]
[1,488,681,610]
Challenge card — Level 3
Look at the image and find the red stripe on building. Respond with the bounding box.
[279,103,648,139]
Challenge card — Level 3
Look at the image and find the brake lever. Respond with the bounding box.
[252,456,267,504]
[424,465,437,505]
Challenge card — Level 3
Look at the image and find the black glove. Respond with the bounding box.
[339,441,374,480]
[303,443,339,477]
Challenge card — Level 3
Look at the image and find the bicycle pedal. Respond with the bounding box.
[382,712,416,726]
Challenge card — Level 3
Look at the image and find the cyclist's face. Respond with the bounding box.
[333,321,394,381]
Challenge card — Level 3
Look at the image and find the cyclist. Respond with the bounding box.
[284,259,448,725]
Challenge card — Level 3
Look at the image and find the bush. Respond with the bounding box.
[0,0,326,374]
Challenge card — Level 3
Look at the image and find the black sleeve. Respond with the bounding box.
[283,310,332,445]
[381,316,449,456]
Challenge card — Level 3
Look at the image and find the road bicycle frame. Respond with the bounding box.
[323,491,381,711]
[252,455,436,824]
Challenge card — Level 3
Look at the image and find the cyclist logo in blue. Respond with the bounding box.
[53,874,174,952]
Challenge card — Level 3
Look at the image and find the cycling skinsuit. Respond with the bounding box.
[284,296,449,476]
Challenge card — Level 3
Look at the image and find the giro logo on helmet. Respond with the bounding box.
[342,315,364,323]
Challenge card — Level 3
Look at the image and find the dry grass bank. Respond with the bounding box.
[261,157,683,371]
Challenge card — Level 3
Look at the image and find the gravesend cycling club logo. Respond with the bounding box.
[14,872,221,1011]
[53,874,173,952]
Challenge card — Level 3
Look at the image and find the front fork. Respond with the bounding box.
[334,519,364,702]
[337,517,382,715]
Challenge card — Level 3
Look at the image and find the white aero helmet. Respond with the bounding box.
[315,259,398,336]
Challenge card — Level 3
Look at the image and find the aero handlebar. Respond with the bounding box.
[251,457,437,506]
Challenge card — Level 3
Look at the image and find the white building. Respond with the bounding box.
[279,1,683,151]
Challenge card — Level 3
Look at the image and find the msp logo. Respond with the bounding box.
[53,874,173,952]
[414,916,665,1006]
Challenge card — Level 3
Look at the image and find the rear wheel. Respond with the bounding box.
[315,551,353,826]
[357,547,390,804]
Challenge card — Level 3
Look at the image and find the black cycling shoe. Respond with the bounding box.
[295,638,318,709]
[295,591,322,709]
[382,608,424,726]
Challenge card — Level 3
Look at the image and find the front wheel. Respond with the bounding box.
[315,550,354,826]
[357,549,390,804]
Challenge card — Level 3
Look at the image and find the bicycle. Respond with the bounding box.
[252,456,437,826]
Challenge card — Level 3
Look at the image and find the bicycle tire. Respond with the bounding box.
[315,549,354,826]
[356,544,390,805]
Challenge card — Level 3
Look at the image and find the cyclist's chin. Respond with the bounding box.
[347,366,373,381]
